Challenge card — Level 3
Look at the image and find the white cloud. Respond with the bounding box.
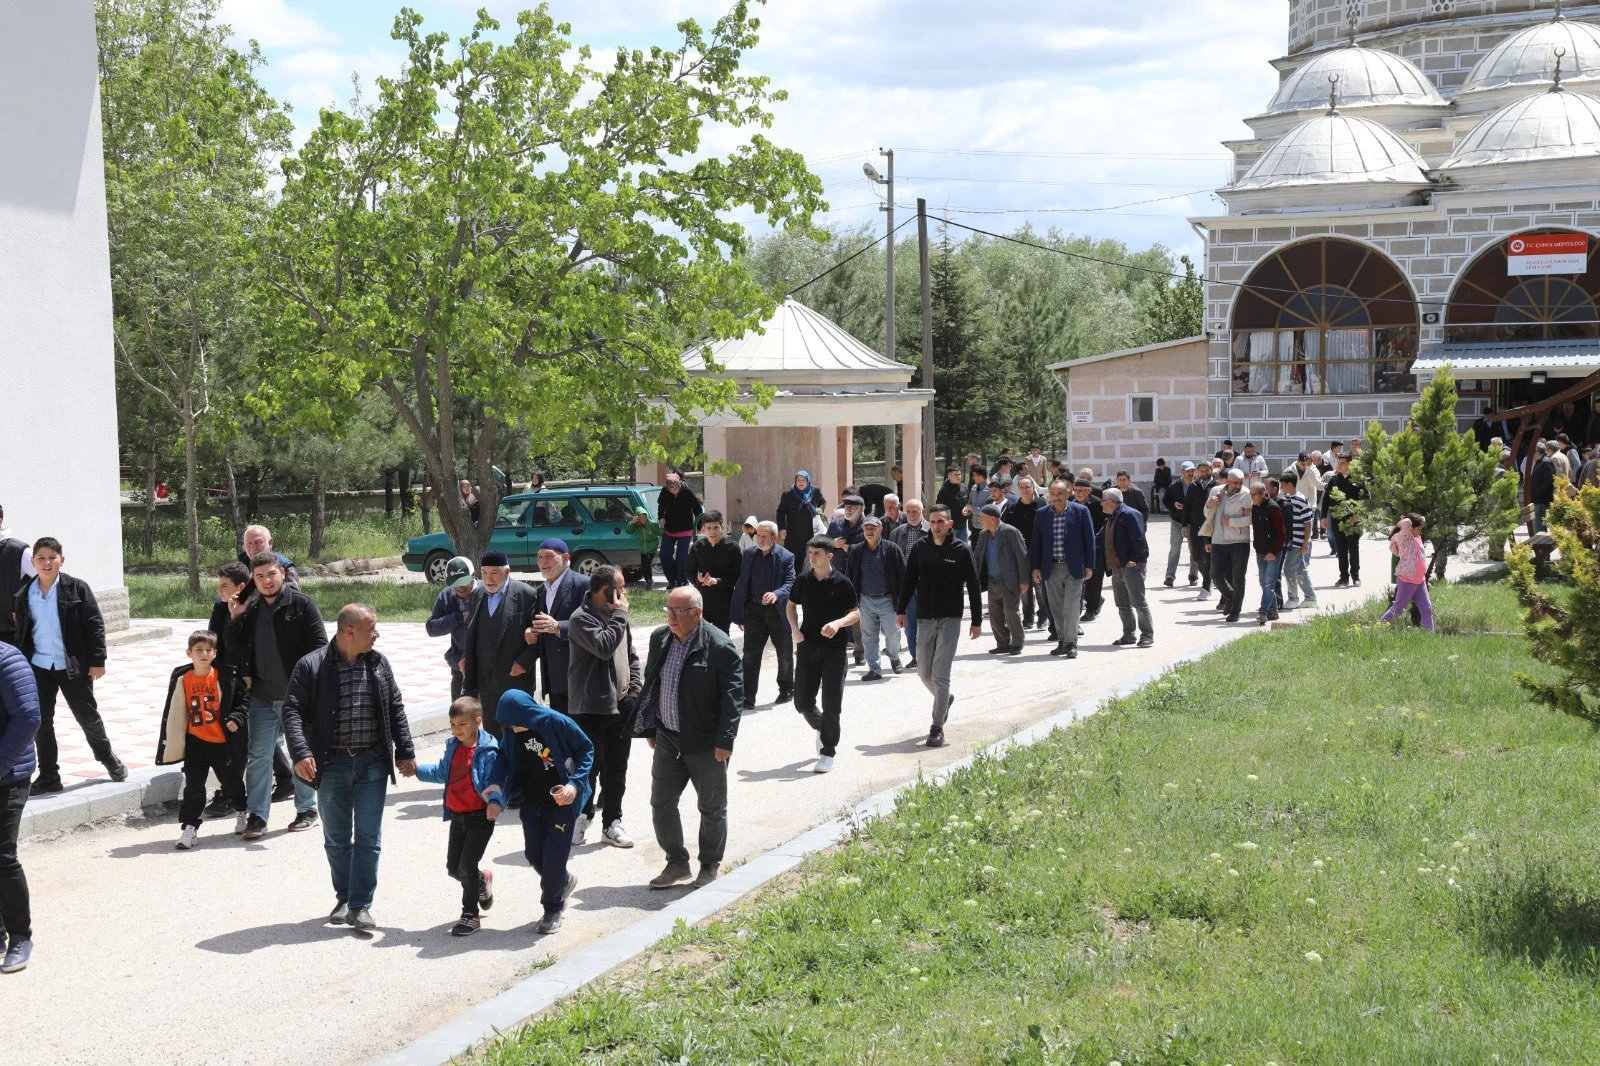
[216,0,337,50]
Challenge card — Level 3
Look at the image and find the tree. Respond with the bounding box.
[261,4,823,561]
[1144,254,1204,343]
[1344,367,1519,578]
[925,229,1014,459]
[98,0,291,593]
[1508,484,1600,724]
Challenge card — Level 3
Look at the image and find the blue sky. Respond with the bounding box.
[217,0,1286,260]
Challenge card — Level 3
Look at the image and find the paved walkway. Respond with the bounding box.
[10,532,1492,1064]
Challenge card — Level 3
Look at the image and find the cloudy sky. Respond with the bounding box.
[217,0,1287,259]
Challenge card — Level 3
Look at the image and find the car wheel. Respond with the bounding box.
[424,550,453,585]
[570,550,606,576]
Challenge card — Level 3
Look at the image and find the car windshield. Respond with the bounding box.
[495,499,532,528]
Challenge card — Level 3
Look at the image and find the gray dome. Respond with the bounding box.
[1441,88,1600,170]
[1230,111,1432,191]
[1267,46,1445,115]
[1459,15,1600,99]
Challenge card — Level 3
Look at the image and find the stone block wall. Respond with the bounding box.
[1289,0,1577,59]
[1062,340,1212,480]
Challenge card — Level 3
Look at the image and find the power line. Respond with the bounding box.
[784,215,917,297]
[898,147,1229,162]
[898,175,1214,190]
[890,189,1216,214]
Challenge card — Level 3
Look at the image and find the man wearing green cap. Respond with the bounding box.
[426,556,479,699]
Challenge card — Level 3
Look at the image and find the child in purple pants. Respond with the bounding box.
[1380,515,1434,632]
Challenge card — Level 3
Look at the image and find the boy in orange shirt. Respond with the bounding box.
[156,631,249,849]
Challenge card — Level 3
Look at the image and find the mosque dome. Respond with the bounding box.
[1439,86,1600,177]
[1456,11,1600,113]
[1247,45,1446,137]
[1226,110,1433,209]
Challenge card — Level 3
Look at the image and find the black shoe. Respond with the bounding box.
[853,654,865,666]
[863,671,884,682]
[1163,577,1174,588]
[287,809,319,832]
[30,778,63,795]
[987,646,1010,655]
[890,662,903,675]
[1188,575,1198,586]
[1113,634,1136,646]
[1268,611,1280,621]
[1333,578,1349,588]
[1136,635,1153,648]
[205,790,231,817]
[1006,646,1023,655]
[774,691,792,705]
[905,659,917,670]
[1050,644,1071,656]
[104,757,128,783]
[1065,643,1077,659]
[271,781,296,803]
[741,700,756,710]
[1226,612,1240,623]
[925,728,946,748]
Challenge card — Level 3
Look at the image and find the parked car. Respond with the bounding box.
[403,483,663,584]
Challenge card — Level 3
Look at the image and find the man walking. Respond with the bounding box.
[1324,455,1365,587]
[1186,463,1214,598]
[1003,478,1048,633]
[1250,483,1288,625]
[1241,442,1269,485]
[1279,472,1317,610]
[1073,479,1108,623]
[895,505,981,748]
[655,472,703,589]
[888,499,930,667]
[567,565,641,849]
[974,504,1029,655]
[0,640,39,972]
[227,551,323,836]
[935,467,970,544]
[826,495,868,663]
[1207,470,1253,624]
[846,516,905,680]
[788,537,860,773]
[1102,489,1154,648]
[14,538,126,793]
[731,521,796,708]
[281,605,416,932]
[1114,472,1148,518]
[1029,480,1095,659]
[425,557,478,700]
[640,587,742,890]
[461,550,540,741]
[525,539,590,831]
[1163,462,1196,588]
[687,512,743,633]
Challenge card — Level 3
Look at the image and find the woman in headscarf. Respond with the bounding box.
[775,470,825,558]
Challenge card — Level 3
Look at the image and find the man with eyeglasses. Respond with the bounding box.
[638,586,741,890]
[895,505,981,749]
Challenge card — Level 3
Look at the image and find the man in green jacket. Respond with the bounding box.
[640,586,742,889]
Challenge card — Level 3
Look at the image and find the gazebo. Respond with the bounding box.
[639,299,933,523]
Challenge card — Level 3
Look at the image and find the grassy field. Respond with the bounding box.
[123,510,422,568]
[481,579,1600,1065]
[128,575,668,628]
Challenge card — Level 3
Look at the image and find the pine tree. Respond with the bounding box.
[1347,367,1518,578]
[1143,254,1204,342]
[924,230,1014,458]
[1507,485,1600,723]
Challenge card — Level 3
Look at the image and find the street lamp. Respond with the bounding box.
[864,149,896,472]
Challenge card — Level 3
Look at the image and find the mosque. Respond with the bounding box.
[1062,0,1600,480]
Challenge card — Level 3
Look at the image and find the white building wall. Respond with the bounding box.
[0,0,127,623]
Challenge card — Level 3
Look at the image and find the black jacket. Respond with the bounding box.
[0,537,27,642]
[1002,497,1045,549]
[12,573,106,679]
[637,621,742,754]
[935,480,969,522]
[531,571,591,698]
[896,535,982,625]
[1120,486,1149,519]
[1104,506,1150,566]
[656,486,704,536]
[1184,478,1212,532]
[281,645,416,785]
[1530,457,1556,505]
[775,488,825,556]
[462,579,541,708]
[226,586,327,688]
[156,664,250,766]
[686,538,743,611]
[1322,471,1366,533]
[845,538,906,603]
[1163,478,1190,521]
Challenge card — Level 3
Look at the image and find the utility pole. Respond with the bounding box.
[866,149,897,482]
[918,197,935,501]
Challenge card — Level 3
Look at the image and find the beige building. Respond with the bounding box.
[1048,337,1211,481]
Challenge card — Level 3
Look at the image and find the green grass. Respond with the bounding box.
[479,580,1600,1065]
[123,509,424,567]
[128,575,668,628]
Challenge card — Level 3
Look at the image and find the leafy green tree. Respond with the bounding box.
[1508,484,1600,723]
[99,0,291,592]
[925,230,1014,458]
[261,3,822,560]
[1144,254,1204,343]
[1345,368,1518,578]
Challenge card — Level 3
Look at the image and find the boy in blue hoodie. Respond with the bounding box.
[496,689,593,934]
[414,697,507,936]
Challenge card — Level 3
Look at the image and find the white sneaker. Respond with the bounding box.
[602,821,635,848]
[176,826,199,850]
[233,811,249,835]
[814,755,835,774]
[572,813,590,846]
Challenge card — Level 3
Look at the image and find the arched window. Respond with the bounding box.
[1446,232,1600,344]
[1230,238,1418,395]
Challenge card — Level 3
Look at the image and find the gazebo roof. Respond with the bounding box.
[683,298,914,385]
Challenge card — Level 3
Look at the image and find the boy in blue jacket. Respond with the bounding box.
[414,697,507,936]
[496,689,593,934]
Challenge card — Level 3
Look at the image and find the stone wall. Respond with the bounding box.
[1289,0,1578,57]
[1062,340,1212,480]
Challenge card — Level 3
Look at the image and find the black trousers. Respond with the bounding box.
[1336,528,1362,582]
[0,779,28,941]
[701,589,734,635]
[450,667,464,702]
[446,809,497,917]
[32,668,115,785]
[1212,542,1251,616]
[741,601,793,704]
[180,737,243,828]
[794,641,846,757]
[1188,531,1212,590]
[1083,558,1106,614]
[573,712,633,827]
[1022,578,1049,628]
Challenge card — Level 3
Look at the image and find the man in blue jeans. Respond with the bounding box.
[226,553,326,839]
[282,604,416,931]
[1250,483,1287,626]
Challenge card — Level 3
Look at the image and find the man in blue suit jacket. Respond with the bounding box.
[1028,479,1096,659]
[729,521,796,708]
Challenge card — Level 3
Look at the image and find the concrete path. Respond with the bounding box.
[8,532,1491,1064]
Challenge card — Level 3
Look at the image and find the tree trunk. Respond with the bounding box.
[183,405,201,597]
[223,456,244,553]
[399,465,412,516]
[1431,538,1451,580]
[245,466,261,524]
[384,468,394,516]
[310,471,327,559]
[420,469,432,534]
[141,408,158,560]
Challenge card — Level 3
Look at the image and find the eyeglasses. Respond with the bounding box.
[664,605,701,616]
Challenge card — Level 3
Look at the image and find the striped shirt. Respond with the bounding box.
[1283,492,1313,550]
[658,628,695,733]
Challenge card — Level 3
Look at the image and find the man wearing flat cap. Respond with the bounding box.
[461,549,540,744]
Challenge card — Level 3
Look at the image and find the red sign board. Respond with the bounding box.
[1507,233,1588,276]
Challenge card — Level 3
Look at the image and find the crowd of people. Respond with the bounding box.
[0,434,1466,974]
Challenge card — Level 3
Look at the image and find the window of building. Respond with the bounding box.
[1229,238,1419,396]
[1445,232,1600,345]
[1130,395,1155,423]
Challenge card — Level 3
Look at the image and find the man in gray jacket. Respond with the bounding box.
[973,504,1029,654]
[567,565,642,849]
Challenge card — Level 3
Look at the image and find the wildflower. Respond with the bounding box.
[963,899,978,908]
[1246,774,1259,781]
[836,875,863,887]
[981,865,997,875]
[1305,898,1317,906]
[1236,841,1259,851]
[1304,951,1323,963]
[871,918,882,926]
[1122,847,1133,854]
[1312,860,1324,869]
[1228,869,1239,877]
[1210,852,1223,861]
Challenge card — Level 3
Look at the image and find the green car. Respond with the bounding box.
[403,484,663,584]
